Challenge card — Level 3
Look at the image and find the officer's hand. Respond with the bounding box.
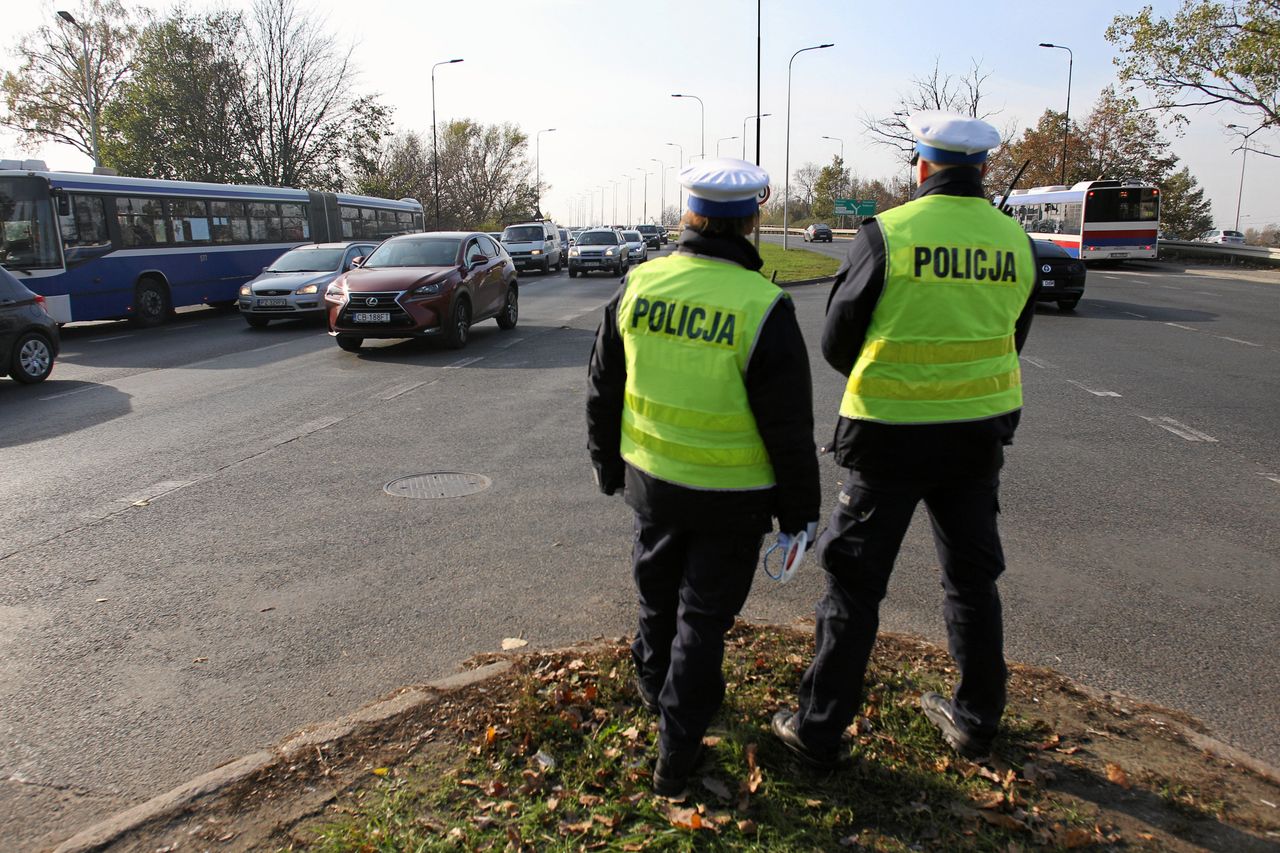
[781,521,819,551]
[592,464,624,496]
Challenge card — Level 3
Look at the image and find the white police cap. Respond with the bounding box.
[906,111,1001,165]
[680,158,769,217]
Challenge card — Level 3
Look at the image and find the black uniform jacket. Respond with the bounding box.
[586,228,821,536]
[823,167,1038,478]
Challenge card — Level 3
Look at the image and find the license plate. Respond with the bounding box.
[1041,280,1056,288]
[352,312,390,323]
[1110,252,1129,258]
[257,297,288,307]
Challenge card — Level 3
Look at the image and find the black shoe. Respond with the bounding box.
[633,677,660,715]
[919,692,993,759]
[770,710,842,770]
[652,745,703,799]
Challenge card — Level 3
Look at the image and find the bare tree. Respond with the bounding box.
[861,58,1002,164]
[235,0,377,188]
[1,0,144,161]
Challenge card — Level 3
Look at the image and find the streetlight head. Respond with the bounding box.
[671,93,683,98]
[56,10,76,23]
[449,58,464,63]
[818,43,834,48]
[1038,42,1055,48]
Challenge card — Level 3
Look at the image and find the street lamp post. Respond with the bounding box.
[717,136,739,158]
[649,158,664,225]
[624,174,634,225]
[535,128,556,218]
[1227,124,1252,233]
[636,168,650,222]
[671,94,705,158]
[431,58,464,229]
[821,135,845,227]
[55,11,99,167]
[1038,43,1073,186]
[599,186,605,226]
[784,43,835,249]
[665,142,684,214]
[742,113,772,159]
[665,165,676,226]
[610,179,620,225]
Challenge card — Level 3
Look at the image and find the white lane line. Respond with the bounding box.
[38,385,102,401]
[1066,379,1122,397]
[1020,355,1054,369]
[378,380,426,400]
[1259,473,1280,485]
[1139,415,1219,443]
[494,336,524,349]
[1216,336,1262,347]
[88,334,134,343]
[250,340,297,352]
[1165,322,1198,331]
[1122,311,1147,318]
[1193,291,1216,296]
[444,356,484,369]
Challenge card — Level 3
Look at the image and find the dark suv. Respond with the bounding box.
[568,228,629,277]
[635,224,663,249]
[1,265,59,384]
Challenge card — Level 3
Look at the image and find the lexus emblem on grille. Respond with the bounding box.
[1041,264,1052,274]
[365,297,379,307]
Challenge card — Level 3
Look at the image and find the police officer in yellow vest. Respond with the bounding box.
[771,113,1038,767]
[587,158,821,797]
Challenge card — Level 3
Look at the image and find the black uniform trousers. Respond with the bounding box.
[793,467,1008,750]
[630,516,763,758]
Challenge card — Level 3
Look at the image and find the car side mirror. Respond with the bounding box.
[469,254,486,267]
[350,256,364,268]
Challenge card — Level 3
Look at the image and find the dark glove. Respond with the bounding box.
[780,520,819,551]
[593,463,624,496]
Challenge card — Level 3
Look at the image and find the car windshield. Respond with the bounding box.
[363,238,460,267]
[503,225,543,242]
[577,231,617,246]
[266,247,344,272]
[1034,240,1069,258]
[0,176,61,271]
[623,231,641,241]
[1225,231,1244,238]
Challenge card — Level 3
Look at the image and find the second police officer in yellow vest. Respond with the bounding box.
[587,158,821,797]
[772,112,1039,766]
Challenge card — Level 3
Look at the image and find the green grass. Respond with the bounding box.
[293,626,1105,852]
[758,243,840,283]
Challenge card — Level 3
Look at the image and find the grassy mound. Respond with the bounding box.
[758,244,840,283]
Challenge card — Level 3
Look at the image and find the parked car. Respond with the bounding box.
[634,224,663,249]
[1199,229,1246,245]
[568,228,629,277]
[325,232,517,352]
[1033,240,1086,312]
[803,223,833,243]
[238,241,378,328]
[500,220,563,273]
[0,265,59,384]
[621,230,648,264]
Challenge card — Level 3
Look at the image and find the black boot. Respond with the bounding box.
[770,710,844,770]
[652,744,703,798]
[920,692,993,759]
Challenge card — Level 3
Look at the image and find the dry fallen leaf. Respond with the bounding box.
[702,735,722,747]
[1059,827,1096,848]
[485,726,497,746]
[1104,762,1130,789]
[371,767,389,777]
[979,810,1027,831]
[192,657,208,663]
[973,790,1005,809]
[737,819,757,833]
[701,777,732,801]
[501,637,528,650]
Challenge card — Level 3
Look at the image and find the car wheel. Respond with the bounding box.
[568,268,578,278]
[336,335,363,352]
[444,297,471,349]
[10,331,55,384]
[131,277,171,328]
[555,257,563,272]
[497,285,519,330]
[1058,298,1081,312]
[245,315,270,329]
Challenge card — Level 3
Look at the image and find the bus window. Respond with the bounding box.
[340,204,358,238]
[281,203,309,240]
[60,194,111,249]
[117,197,168,247]
[210,200,250,243]
[170,199,211,243]
[1062,202,1082,234]
[248,202,283,242]
[0,177,61,269]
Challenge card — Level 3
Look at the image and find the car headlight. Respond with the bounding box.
[239,284,252,296]
[568,247,580,257]
[605,248,615,256]
[530,249,543,255]
[412,282,441,296]
[295,283,319,295]
[324,282,347,302]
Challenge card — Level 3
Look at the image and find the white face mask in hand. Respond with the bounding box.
[763,522,817,584]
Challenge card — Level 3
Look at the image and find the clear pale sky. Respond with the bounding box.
[5,0,1277,230]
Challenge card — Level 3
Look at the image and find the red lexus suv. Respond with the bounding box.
[325,232,518,352]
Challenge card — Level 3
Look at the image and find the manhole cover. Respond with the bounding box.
[384,472,491,499]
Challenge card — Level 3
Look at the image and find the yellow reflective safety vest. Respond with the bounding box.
[618,253,784,490]
[840,194,1036,424]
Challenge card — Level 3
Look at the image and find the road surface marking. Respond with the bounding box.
[88,334,133,343]
[38,385,101,401]
[494,336,524,349]
[444,356,484,369]
[1165,322,1197,331]
[116,478,203,505]
[1193,291,1216,296]
[1216,336,1262,347]
[378,381,425,400]
[1139,415,1218,443]
[249,340,297,352]
[1122,311,1147,318]
[1259,473,1280,485]
[1020,355,1054,369]
[1067,379,1122,397]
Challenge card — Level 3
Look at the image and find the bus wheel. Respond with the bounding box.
[132,278,171,328]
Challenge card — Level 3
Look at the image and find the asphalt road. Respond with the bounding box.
[2,243,1277,848]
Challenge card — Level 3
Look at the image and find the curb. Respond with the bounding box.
[771,272,836,288]
[51,661,513,853]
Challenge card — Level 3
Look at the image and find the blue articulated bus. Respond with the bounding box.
[0,161,424,325]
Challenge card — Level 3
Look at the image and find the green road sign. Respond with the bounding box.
[834,199,877,216]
